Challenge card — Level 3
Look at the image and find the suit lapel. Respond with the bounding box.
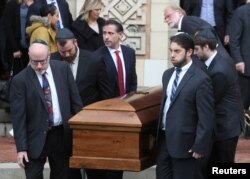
[207,53,218,71]
[104,47,118,81]
[75,51,84,83]
[163,68,175,101]
[121,45,129,84]
[28,66,48,110]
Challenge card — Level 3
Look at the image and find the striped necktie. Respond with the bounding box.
[170,68,182,101]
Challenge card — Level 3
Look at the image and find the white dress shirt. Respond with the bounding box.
[70,47,80,80]
[162,61,193,130]
[108,46,126,89]
[36,65,62,126]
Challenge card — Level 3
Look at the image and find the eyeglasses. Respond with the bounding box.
[30,58,48,66]
[164,11,176,21]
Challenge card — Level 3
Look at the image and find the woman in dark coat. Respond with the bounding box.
[71,0,105,51]
[3,0,34,75]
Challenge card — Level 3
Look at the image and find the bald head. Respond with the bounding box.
[29,42,50,74]
[29,42,49,55]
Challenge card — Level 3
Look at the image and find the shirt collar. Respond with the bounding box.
[72,47,80,65]
[178,16,184,31]
[108,44,122,54]
[176,60,192,72]
[205,50,217,68]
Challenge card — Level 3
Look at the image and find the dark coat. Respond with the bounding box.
[207,53,243,140]
[157,63,214,158]
[51,48,113,106]
[181,0,234,42]
[10,60,83,158]
[181,16,231,61]
[229,3,250,76]
[95,45,137,97]
[72,17,105,52]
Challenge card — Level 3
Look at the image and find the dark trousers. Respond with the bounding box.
[156,132,199,179]
[209,137,239,163]
[85,169,123,179]
[238,75,250,110]
[237,75,250,137]
[24,126,69,179]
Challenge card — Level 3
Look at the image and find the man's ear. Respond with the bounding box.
[119,32,124,40]
[187,48,193,57]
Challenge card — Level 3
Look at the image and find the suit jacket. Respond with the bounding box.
[71,17,105,51]
[10,60,83,159]
[0,0,7,18]
[208,53,243,140]
[2,0,22,53]
[181,0,234,42]
[95,45,137,97]
[181,16,231,60]
[51,49,113,106]
[26,0,73,28]
[157,63,214,158]
[229,3,250,76]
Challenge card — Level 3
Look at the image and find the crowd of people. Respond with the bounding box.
[0,0,249,179]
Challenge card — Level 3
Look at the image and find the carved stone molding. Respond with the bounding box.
[101,0,149,57]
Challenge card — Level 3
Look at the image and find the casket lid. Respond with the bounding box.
[84,86,162,112]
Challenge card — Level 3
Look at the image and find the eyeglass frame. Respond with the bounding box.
[29,56,49,66]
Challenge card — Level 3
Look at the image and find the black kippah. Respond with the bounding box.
[55,28,75,40]
[32,39,48,46]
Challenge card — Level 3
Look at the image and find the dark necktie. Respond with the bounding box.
[170,68,182,101]
[42,73,54,127]
[115,50,125,96]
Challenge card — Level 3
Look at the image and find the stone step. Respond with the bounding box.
[0,163,156,179]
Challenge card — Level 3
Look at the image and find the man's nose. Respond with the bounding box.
[65,52,70,57]
[37,62,43,68]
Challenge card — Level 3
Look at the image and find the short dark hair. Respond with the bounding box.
[170,33,194,52]
[103,19,123,32]
[40,4,57,17]
[193,29,217,50]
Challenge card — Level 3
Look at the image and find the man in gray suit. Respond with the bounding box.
[10,40,83,179]
[156,33,214,179]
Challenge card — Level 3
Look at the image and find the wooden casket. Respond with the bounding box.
[69,86,162,171]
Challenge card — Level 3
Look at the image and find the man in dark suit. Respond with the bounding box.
[52,28,113,106]
[156,33,214,179]
[95,19,137,98]
[229,1,250,137]
[180,0,234,48]
[10,40,83,179]
[164,5,231,61]
[26,0,72,28]
[193,29,243,178]
[92,19,137,179]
